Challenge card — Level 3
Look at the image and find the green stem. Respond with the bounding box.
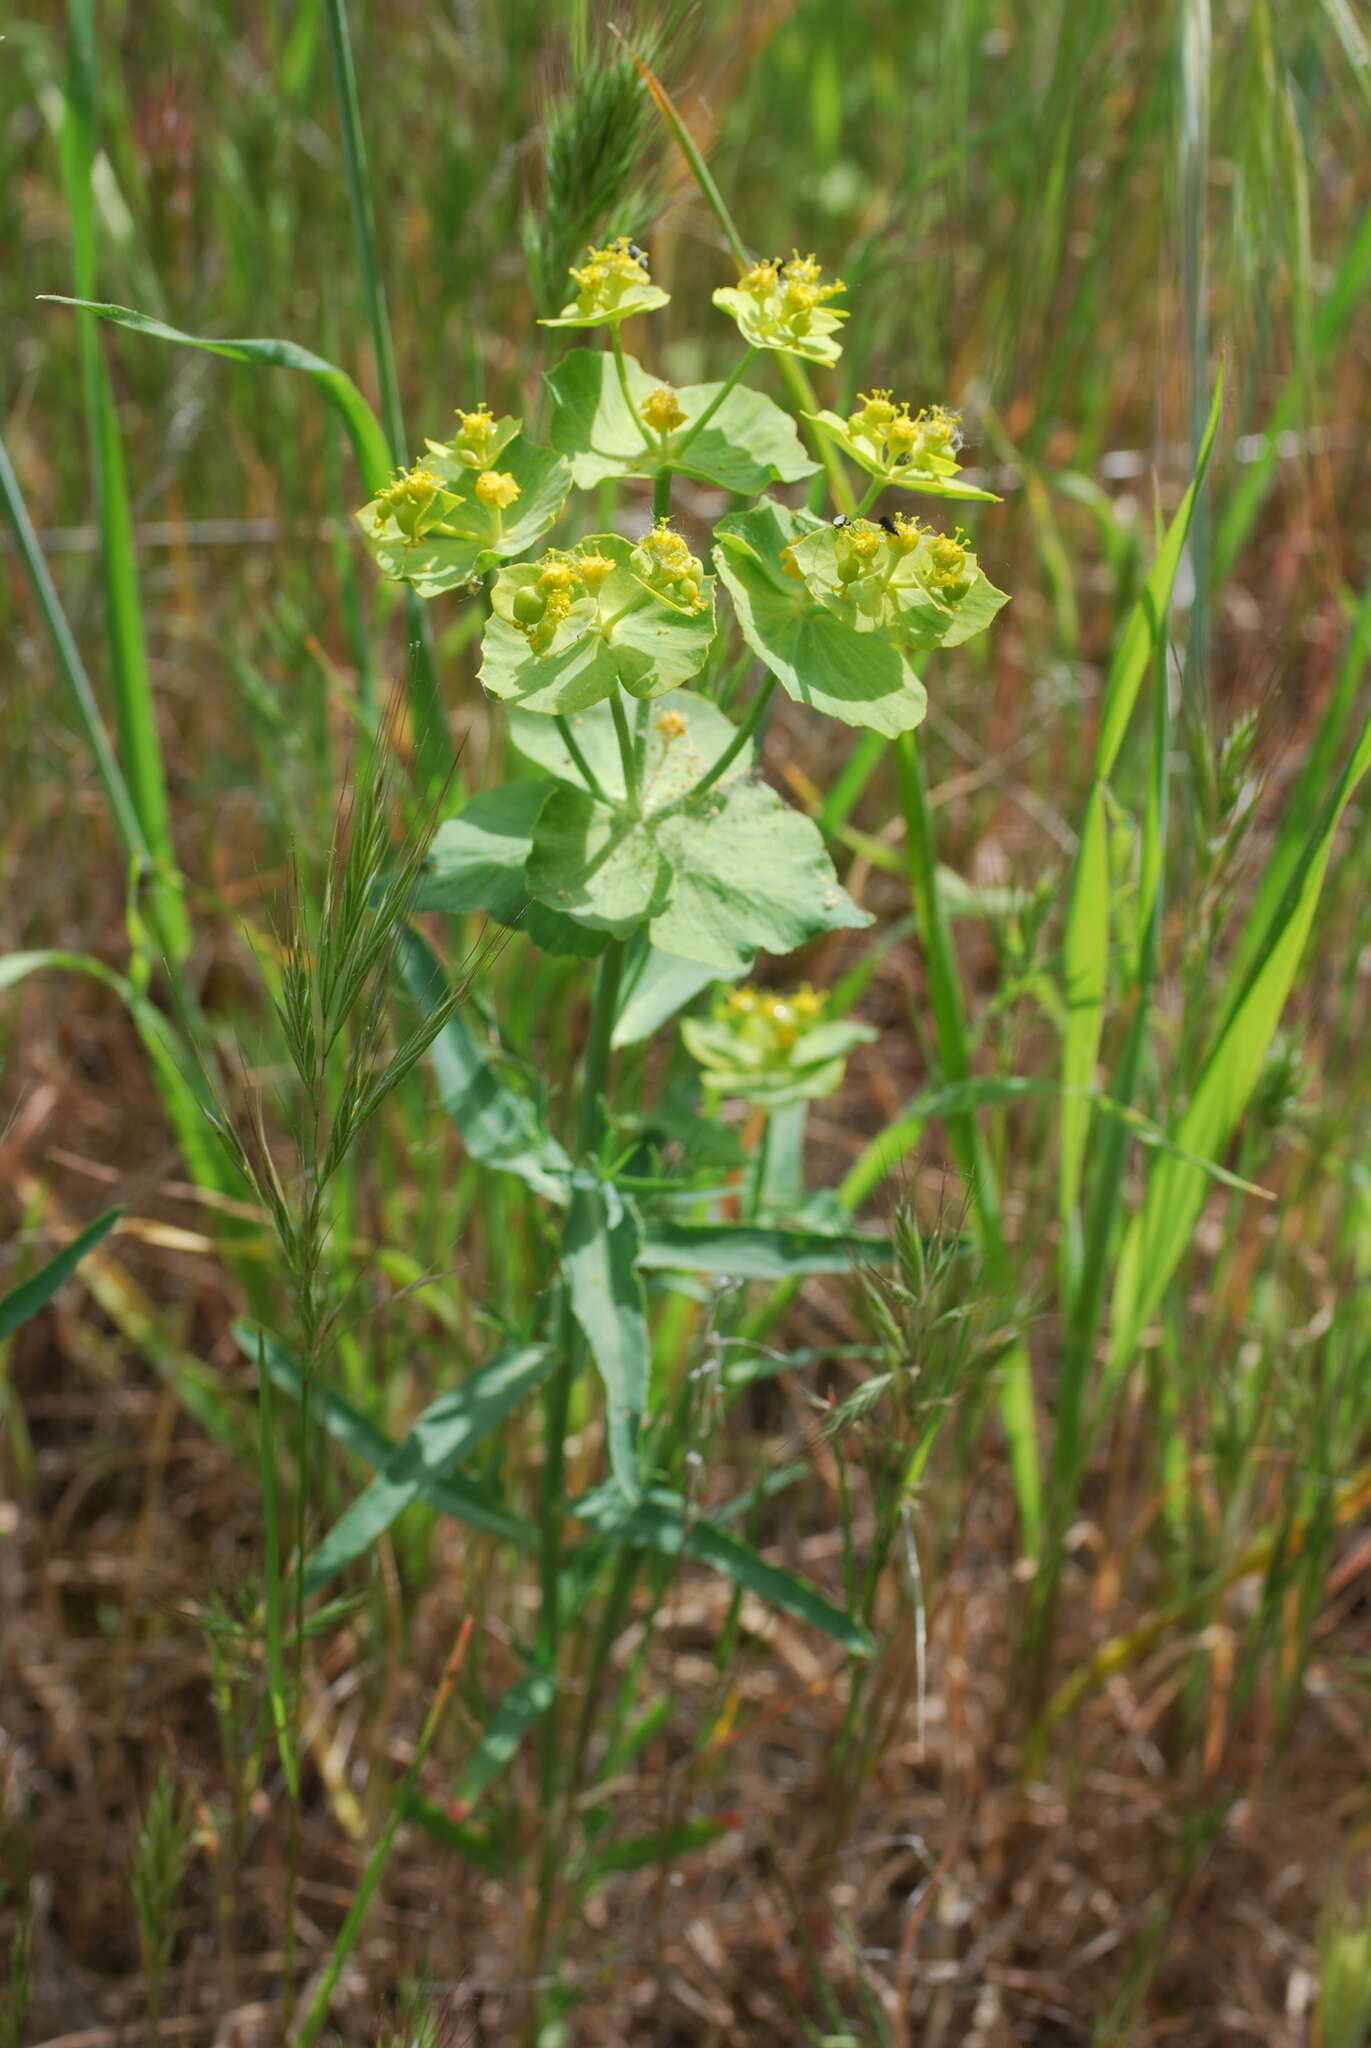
[610,328,651,446]
[652,466,673,521]
[894,730,1005,1254]
[895,731,1039,1543]
[609,689,640,808]
[671,346,758,456]
[680,674,776,807]
[534,938,625,1949]
[857,473,885,515]
[555,716,611,805]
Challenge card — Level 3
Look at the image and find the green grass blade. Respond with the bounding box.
[894,727,1040,1549]
[0,430,144,862]
[320,0,449,789]
[40,297,392,494]
[1108,689,1371,1375]
[1221,579,1371,1009]
[0,1206,123,1341]
[397,929,574,1202]
[1058,378,1223,1243]
[1213,200,1371,582]
[0,951,246,1205]
[451,1667,556,1815]
[635,1220,892,1280]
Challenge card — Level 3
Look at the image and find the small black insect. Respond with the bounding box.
[628,242,649,269]
[832,514,849,528]
[878,514,899,535]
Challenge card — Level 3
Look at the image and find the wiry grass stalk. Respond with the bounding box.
[321,0,448,789]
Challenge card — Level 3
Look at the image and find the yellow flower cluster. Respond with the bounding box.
[375,462,447,542]
[740,252,846,339]
[722,982,825,1053]
[507,544,615,651]
[848,393,964,474]
[632,519,707,612]
[475,470,521,510]
[451,403,501,468]
[567,237,656,318]
[641,386,688,436]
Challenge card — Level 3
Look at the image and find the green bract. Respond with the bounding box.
[785,517,1010,652]
[356,436,571,597]
[481,533,716,714]
[544,347,818,494]
[712,500,930,736]
[806,406,999,502]
[539,239,671,329]
[713,253,848,365]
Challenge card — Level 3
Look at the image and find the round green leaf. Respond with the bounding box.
[526,787,674,936]
[416,781,609,956]
[712,501,929,737]
[650,779,872,971]
[544,347,817,493]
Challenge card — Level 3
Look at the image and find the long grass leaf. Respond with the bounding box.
[40,297,392,493]
[0,1207,123,1341]
[1058,379,1223,1241]
[1108,690,1371,1374]
[573,1484,872,1656]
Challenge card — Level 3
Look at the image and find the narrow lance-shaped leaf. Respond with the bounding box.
[302,1343,556,1594]
[398,930,573,1203]
[636,1220,891,1280]
[573,1484,872,1656]
[562,1176,651,1499]
[237,1322,534,1552]
[450,1668,556,1814]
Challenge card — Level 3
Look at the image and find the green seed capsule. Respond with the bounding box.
[512,586,547,625]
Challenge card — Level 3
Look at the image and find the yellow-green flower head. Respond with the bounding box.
[805,396,997,502]
[714,250,848,366]
[540,236,671,329]
[427,404,521,473]
[786,512,986,638]
[475,469,521,510]
[375,462,452,543]
[631,518,707,612]
[682,980,875,1109]
[924,528,970,597]
[641,385,689,436]
[655,707,688,741]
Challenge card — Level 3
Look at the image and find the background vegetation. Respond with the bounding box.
[3,1,1370,2043]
